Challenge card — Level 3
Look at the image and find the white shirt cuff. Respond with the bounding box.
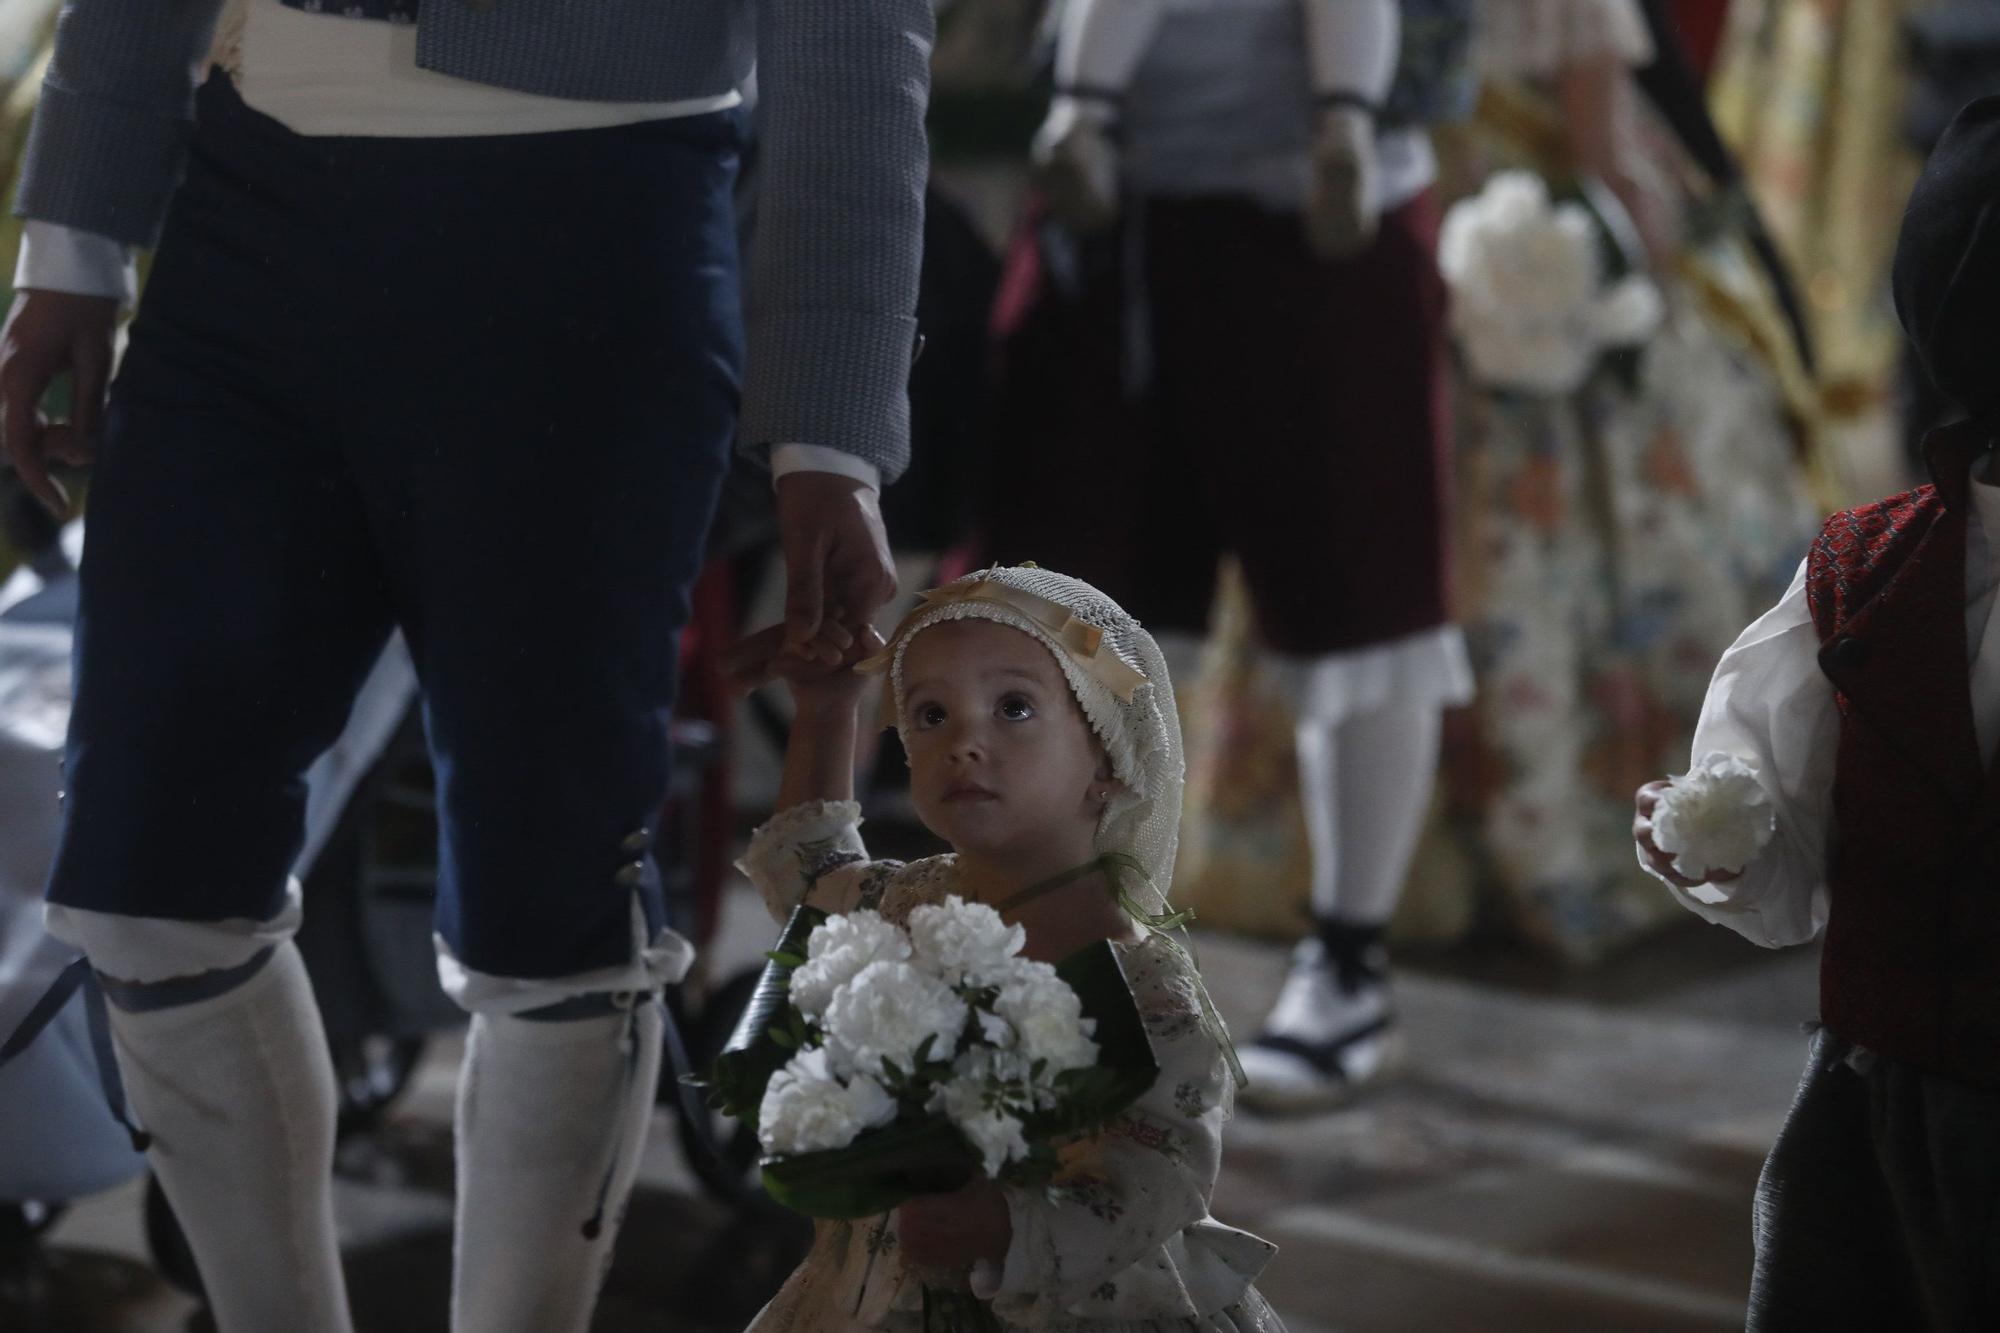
[769,444,881,492]
[15,221,138,308]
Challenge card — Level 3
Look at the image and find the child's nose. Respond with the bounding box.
[945,720,988,761]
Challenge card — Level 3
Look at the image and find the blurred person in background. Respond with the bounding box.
[1419,0,1824,963]
[982,0,1479,1110]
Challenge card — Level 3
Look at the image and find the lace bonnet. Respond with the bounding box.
[863,565,1186,897]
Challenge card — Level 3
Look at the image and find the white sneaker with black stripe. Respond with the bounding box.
[1238,929,1401,1113]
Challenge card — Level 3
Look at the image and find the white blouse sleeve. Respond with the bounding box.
[1050,0,1166,99]
[734,800,872,921]
[1653,559,1836,948]
[1475,0,1656,81]
[1301,0,1401,103]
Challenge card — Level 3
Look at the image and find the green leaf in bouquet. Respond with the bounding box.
[705,904,828,1127]
[1021,941,1159,1141]
[761,1116,979,1220]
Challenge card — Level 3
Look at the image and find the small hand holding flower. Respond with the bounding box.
[1634,753,1774,889]
[1634,781,1724,889]
[895,1177,1012,1271]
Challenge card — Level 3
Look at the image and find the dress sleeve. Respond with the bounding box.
[1475,0,1655,81]
[983,940,1271,1322]
[1301,0,1400,104]
[1650,559,1836,948]
[1049,0,1165,98]
[735,800,873,921]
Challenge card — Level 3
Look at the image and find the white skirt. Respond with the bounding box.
[1260,624,1474,725]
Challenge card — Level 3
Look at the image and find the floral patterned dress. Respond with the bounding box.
[1428,0,1825,959]
[735,801,1285,1333]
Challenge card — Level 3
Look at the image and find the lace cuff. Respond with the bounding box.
[735,800,868,921]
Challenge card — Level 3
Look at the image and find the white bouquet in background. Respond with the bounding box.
[1651,751,1776,880]
[1439,171,1662,395]
[711,896,1157,1218]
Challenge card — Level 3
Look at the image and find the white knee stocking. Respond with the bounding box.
[451,997,664,1333]
[105,940,353,1333]
[1296,700,1444,926]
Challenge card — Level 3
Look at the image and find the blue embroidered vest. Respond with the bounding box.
[279,0,420,21]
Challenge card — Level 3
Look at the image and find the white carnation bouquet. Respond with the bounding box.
[1650,751,1776,880]
[706,896,1157,1220]
[1439,170,1663,395]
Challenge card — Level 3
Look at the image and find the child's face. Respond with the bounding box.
[898,618,1109,865]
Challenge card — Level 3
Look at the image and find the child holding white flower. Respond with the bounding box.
[727,565,1284,1332]
[1633,99,2000,1331]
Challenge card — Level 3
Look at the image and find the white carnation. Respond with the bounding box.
[976,1009,1013,1047]
[956,1109,1031,1179]
[907,895,1027,987]
[932,1046,1037,1176]
[1439,170,1662,395]
[842,1070,899,1134]
[1651,751,1776,879]
[757,1048,899,1156]
[821,959,969,1080]
[989,959,1099,1077]
[790,910,911,1020]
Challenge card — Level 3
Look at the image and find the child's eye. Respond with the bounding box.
[998,693,1035,721]
[914,702,947,729]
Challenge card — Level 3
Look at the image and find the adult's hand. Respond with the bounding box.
[0,289,118,518]
[1031,101,1120,234]
[773,470,897,653]
[1303,105,1381,261]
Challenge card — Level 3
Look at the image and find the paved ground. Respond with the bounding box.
[8,873,1817,1333]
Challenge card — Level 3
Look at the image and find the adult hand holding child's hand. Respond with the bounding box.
[724,620,886,697]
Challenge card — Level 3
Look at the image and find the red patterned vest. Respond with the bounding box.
[1804,419,2000,1087]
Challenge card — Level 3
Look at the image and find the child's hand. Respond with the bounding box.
[894,1178,1012,1271]
[1633,780,1742,889]
[724,621,884,699]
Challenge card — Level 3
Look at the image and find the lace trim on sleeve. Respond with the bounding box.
[735,800,867,919]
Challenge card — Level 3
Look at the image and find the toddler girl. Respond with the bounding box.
[729,565,1284,1331]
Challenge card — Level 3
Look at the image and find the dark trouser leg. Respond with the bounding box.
[1748,1031,1930,1329]
[307,94,745,1330]
[45,74,407,1333]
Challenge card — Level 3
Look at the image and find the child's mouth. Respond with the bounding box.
[942,782,998,803]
